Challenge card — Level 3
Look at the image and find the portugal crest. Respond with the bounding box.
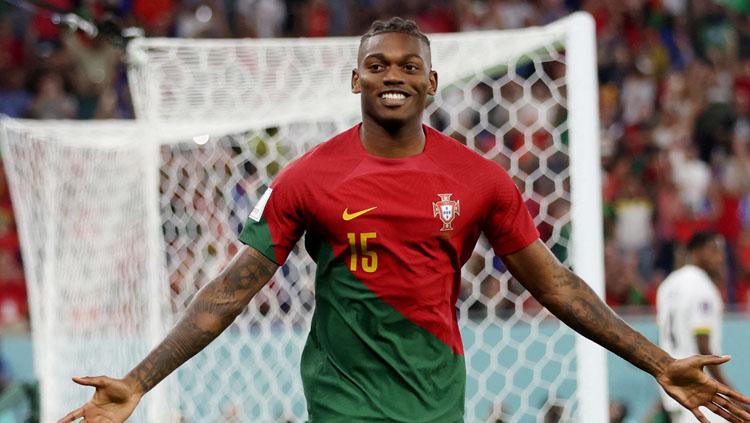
[432,193,460,231]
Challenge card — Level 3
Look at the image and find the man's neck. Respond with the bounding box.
[359,117,425,158]
[686,259,718,282]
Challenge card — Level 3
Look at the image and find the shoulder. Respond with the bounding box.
[424,126,512,183]
[658,267,694,296]
[682,265,713,287]
[309,125,359,158]
[426,127,494,163]
[274,125,358,185]
[670,265,716,297]
[666,265,699,281]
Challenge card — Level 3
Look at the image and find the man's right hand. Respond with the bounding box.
[57,376,142,423]
[56,246,277,422]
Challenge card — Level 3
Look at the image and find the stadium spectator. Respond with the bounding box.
[174,0,230,38]
[0,68,32,118]
[26,71,78,119]
[0,14,24,69]
[133,0,175,36]
[61,30,121,119]
[488,0,539,29]
[613,171,655,281]
[0,159,27,331]
[738,226,750,304]
[235,0,287,38]
[0,251,27,330]
[304,0,331,36]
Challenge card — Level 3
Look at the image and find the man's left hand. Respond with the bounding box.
[657,355,750,423]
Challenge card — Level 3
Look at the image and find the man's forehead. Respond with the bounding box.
[358,32,431,62]
[699,237,725,252]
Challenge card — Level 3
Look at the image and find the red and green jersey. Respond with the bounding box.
[239,124,539,422]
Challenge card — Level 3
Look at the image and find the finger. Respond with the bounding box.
[57,406,83,423]
[705,401,742,423]
[713,395,750,421]
[73,375,108,388]
[699,354,731,366]
[718,385,750,407]
[691,407,710,423]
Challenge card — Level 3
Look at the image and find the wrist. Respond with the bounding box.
[122,374,146,397]
[653,354,676,380]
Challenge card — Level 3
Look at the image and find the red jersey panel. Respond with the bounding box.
[239,124,539,420]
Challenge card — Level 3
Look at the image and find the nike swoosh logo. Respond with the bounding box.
[342,207,377,221]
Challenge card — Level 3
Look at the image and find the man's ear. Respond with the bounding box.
[352,68,361,94]
[428,70,438,96]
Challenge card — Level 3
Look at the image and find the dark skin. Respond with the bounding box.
[506,240,749,423]
[352,32,437,157]
[698,334,729,386]
[59,246,278,422]
[59,32,750,423]
[690,238,733,389]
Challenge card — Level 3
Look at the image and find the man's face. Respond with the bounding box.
[352,32,437,128]
[699,237,727,280]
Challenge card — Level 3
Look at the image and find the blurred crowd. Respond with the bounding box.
[1,0,750,332]
[593,0,750,309]
[0,159,26,331]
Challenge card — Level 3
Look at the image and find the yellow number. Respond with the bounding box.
[360,232,377,273]
[348,232,358,271]
[347,232,378,273]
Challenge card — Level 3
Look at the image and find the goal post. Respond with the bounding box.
[0,120,175,422]
[565,13,608,423]
[1,11,606,422]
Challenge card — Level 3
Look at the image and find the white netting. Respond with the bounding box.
[126,20,570,127]
[0,120,173,422]
[1,12,603,423]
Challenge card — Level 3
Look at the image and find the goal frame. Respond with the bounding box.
[0,11,606,422]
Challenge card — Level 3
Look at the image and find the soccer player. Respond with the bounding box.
[59,18,750,423]
[657,232,740,423]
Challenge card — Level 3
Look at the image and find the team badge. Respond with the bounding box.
[432,193,460,231]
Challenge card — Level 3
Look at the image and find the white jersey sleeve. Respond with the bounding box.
[686,281,722,336]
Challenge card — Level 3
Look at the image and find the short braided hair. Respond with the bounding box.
[360,17,431,48]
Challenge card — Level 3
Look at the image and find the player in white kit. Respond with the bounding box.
[657,232,736,423]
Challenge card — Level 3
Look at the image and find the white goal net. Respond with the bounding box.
[0,12,604,422]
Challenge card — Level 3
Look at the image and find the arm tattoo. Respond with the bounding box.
[505,243,672,378]
[126,247,278,394]
[543,266,671,376]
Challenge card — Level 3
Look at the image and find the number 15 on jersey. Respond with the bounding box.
[348,232,377,273]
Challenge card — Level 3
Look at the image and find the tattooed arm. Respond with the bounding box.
[58,246,278,423]
[502,240,750,423]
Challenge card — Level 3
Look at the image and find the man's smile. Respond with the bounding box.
[379,90,410,106]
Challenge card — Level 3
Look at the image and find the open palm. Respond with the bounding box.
[657,355,750,423]
[57,376,141,423]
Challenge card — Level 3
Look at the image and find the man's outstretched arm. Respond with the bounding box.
[502,240,750,423]
[58,245,278,423]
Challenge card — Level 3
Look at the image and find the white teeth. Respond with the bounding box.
[381,92,406,100]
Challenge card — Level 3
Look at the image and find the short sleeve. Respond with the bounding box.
[483,168,539,256]
[238,170,306,265]
[688,286,719,335]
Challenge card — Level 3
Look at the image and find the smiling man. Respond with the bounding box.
[60,18,750,423]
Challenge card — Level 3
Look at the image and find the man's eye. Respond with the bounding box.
[369,64,384,71]
[404,64,419,71]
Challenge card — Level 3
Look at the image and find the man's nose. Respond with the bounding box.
[382,66,404,84]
